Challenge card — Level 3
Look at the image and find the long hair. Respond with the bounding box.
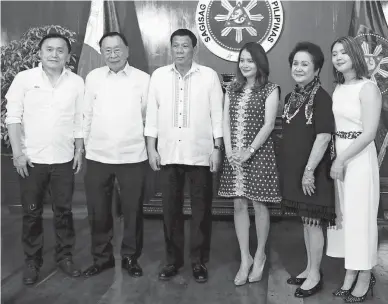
[331,36,368,84]
[231,42,269,92]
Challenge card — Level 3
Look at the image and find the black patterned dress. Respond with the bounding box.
[218,83,282,203]
[279,87,336,222]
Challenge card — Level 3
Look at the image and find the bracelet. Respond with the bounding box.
[303,170,314,176]
[305,166,313,172]
[248,146,255,154]
[214,144,224,151]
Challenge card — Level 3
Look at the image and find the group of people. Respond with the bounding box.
[5,28,381,303]
[217,36,380,304]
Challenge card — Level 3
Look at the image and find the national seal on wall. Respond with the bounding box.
[196,0,284,61]
[355,33,388,95]
[355,33,388,166]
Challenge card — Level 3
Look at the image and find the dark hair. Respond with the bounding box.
[331,36,368,84]
[170,29,197,48]
[38,33,71,53]
[231,42,269,92]
[288,42,324,73]
[99,31,129,47]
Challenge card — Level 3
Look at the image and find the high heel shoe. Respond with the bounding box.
[287,276,306,285]
[234,256,253,286]
[287,269,323,286]
[344,273,376,303]
[332,271,359,297]
[248,254,266,283]
[294,278,323,298]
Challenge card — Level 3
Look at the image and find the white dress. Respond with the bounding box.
[326,79,380,270]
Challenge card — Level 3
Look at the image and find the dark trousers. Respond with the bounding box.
[84,159,146,265]
[20,161,75,265]
[161,164,213,266]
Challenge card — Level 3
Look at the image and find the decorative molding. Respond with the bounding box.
[145,193,286,217]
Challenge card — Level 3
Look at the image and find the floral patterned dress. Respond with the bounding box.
[218,83,281,203]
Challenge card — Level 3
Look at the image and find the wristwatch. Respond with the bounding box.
[305,166,313,172]
[214,145,224,151]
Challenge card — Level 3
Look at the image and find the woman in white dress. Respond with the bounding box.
[327,36,382,303]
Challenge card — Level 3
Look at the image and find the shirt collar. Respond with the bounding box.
[38,62,69,78]
[106,62,132,76]
[170,61,200,77]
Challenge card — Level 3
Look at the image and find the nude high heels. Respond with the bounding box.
[234,256,253,286]
[248,254,266,283]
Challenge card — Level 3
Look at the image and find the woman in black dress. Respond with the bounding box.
[279,42,335,298]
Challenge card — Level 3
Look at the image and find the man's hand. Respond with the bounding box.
[209,149,222,172]
[73,150,83,174]
[13,154,34,178]
[148,150,161,171]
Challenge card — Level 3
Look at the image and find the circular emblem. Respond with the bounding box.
[355,33,388,95]
[196,0,284,61]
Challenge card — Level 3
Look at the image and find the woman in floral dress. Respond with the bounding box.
[218,42,281,286]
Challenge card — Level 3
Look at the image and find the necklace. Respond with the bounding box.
[282,78,321,124]
[283,94,305,123]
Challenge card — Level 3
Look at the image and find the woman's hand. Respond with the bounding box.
[226,150,234,167]
[232,148,252,166]
[226,149,239,169]
[302,169,315,196]
[330,158,345,181]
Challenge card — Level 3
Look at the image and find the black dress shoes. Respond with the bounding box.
[294,279,323,298]
[122,257,143,277]
[158,264,178,281]
[83,259,115,278]
[288,270,322,286]
[23,262,40,285]
[192,263,208,283]
[57,258,81,277]
[287,276,306,285]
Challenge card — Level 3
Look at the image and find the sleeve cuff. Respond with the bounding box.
[73,131,84,138]
[144,127,158,138]
[213,129,223,139]
[6,117,22,124]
